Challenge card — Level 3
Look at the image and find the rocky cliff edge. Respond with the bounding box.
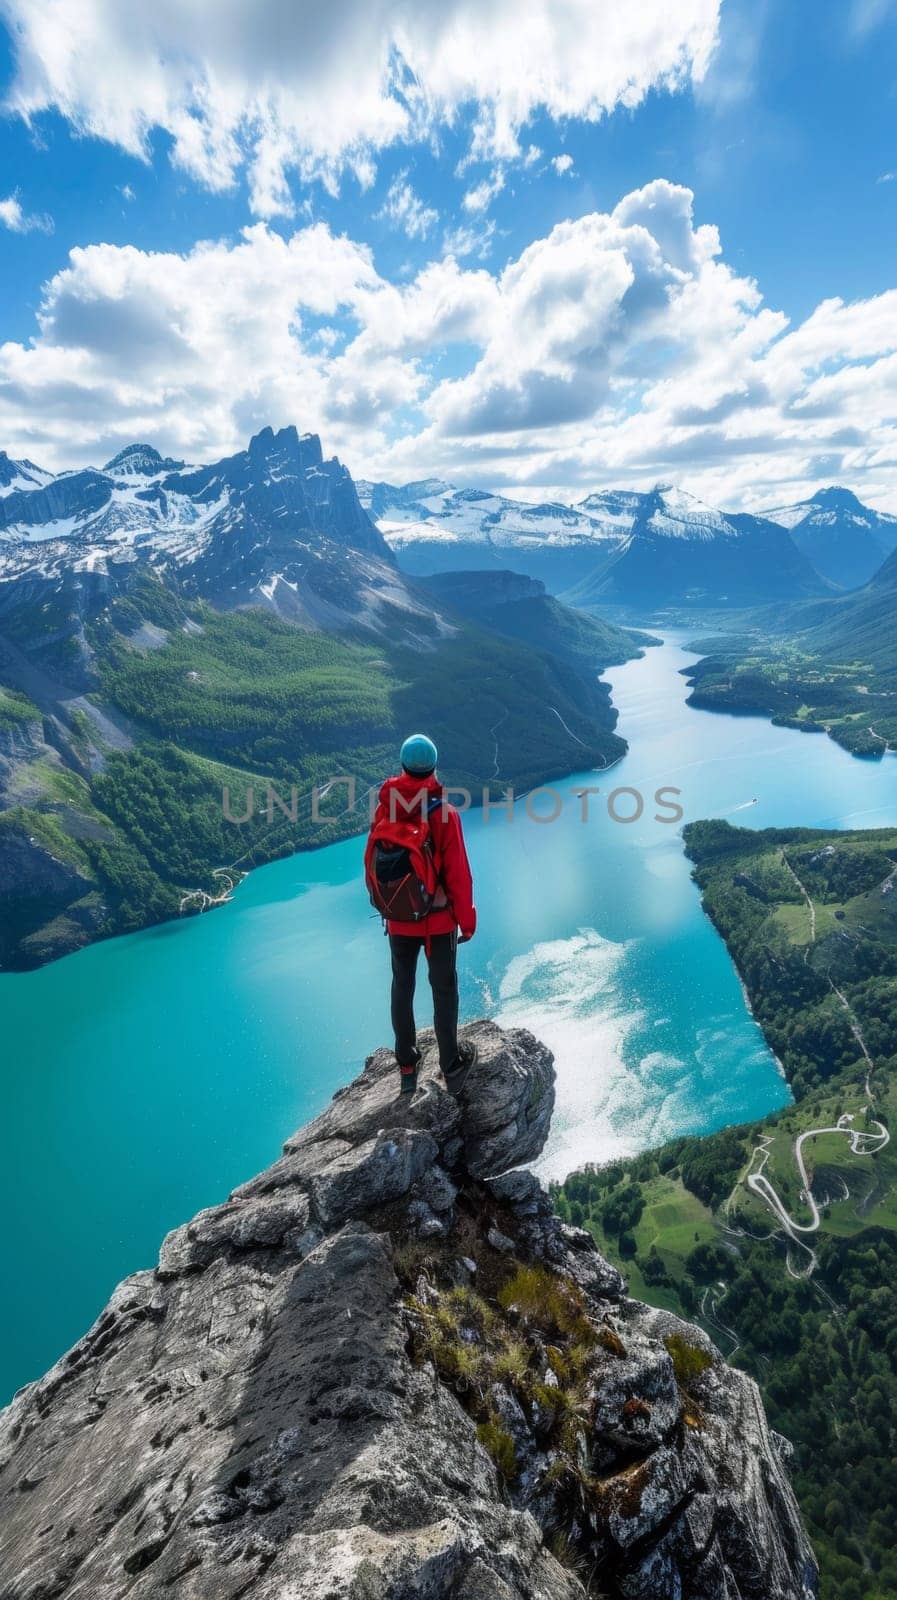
[0,1021,818,1600]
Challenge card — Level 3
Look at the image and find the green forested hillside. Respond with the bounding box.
[419,568,655,668]
[684,819,897,1097]
[555,819,897,1600]
[684,550,897,756]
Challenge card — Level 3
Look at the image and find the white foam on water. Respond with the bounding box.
[495,928,651,1180]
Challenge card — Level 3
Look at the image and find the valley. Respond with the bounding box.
[3,10,896,1593]
[4,634,896,1417]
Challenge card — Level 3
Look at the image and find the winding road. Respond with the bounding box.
[745,1115,890,1275]
[489,708,509,778]
[547,704,590,748]
[700,1284,741,1358]
[736,848,897,1274]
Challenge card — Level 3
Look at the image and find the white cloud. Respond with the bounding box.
[0,224,390,465]
[551,154,574,176]
[426,181,722,439]
[119,183,136,201]
[462,169,505,213]
[1,0,721,213]
[5,178,897,514]
[0,196,26,230]
[0,192,53,233]
[391,179,897,511]
[354,256,499,360]
[877,171,895,184]
[377,173,438,238]
[442,220,497,260]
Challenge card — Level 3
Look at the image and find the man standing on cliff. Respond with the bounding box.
[365,734,477,1098]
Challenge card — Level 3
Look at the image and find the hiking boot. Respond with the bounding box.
[442,1041,478,1098]
[398,1049,421,1097]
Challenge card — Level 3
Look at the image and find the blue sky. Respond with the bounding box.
[1,0,897,510]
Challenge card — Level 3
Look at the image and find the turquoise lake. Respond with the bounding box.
[2,634,896,1403]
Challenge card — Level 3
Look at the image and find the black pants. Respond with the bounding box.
[390,931,459,1072]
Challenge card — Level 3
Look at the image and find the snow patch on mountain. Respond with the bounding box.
[370,481,633,552]
[639,487,739,543]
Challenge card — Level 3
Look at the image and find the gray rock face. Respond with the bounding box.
[0,1022,817,1600]
[454,1022,555,1177]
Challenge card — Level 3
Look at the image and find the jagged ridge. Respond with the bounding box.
[0,1021,817,1599]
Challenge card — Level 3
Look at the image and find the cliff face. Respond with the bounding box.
[0,1022,818,1600]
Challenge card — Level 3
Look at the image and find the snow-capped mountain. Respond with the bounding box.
[0,427,440,639]
[358,479,632,588]
[624,486,734,542]
[3,437,882,634]
[763,486,897,590]
[363,475,846,607]
[566,487,829,610]
[0,451,53,499]
[355,478,455,523]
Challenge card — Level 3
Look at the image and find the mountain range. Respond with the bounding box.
[763,486,897,590]
[362,476,897,609]
[6,444,892,615]
[566,488,828,611]
[357,478,635,589]
[0,429,418,638]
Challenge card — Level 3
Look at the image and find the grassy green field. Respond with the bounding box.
[577,1173,719,1311]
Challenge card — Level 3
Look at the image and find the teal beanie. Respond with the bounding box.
[400,732,438,775]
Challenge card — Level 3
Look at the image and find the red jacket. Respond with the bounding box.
[373,772,476,940]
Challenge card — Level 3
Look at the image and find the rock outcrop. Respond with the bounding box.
[0,1021,818,1599]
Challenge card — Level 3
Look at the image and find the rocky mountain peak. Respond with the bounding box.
[808,485,863,512]
[0,1021,817,1600]
[0,422,419,635]
[102,444,185,477]
[247,424,324,476]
